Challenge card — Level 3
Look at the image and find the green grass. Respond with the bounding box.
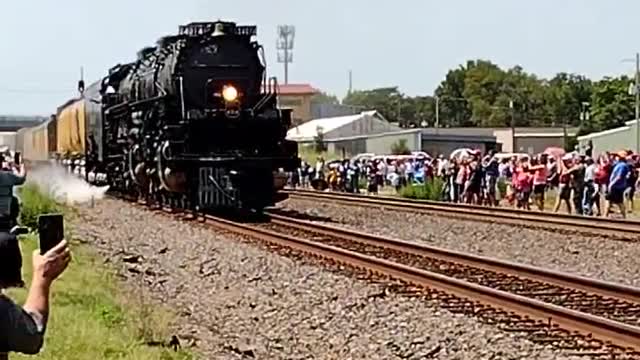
[18,183,62,229]
[399,177,445,201]
[6,184,192,360]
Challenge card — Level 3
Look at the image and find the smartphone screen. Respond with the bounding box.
[13,152,20,166]
[38,214,64,254]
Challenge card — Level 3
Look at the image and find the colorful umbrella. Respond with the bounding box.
[543,146,565,157]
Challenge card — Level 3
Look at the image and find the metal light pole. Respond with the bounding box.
[635,53,640,154]
[622,53,640,153]
[434,95,468,130]
[276,25,295,84]
[509,100,515,152]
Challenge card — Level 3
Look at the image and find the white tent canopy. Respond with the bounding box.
[286,110,397,142]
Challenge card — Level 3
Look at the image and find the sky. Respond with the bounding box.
[1,0,639,115]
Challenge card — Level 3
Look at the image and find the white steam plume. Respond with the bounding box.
[24,164,110,205]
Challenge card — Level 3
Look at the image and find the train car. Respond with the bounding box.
[30,119,49,162]
[19,125,35,164]
[16,115,57,166]
[53,20,299,213]
[15,127,26,157]
[47,115,57,154]
[56,99,85,157]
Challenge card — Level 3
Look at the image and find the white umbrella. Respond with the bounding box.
[450,148,474,160]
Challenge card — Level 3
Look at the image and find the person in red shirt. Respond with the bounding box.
[553,155,573,213]
[593,155,610,216]
[513,159,532,210]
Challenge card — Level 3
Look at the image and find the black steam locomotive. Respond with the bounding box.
[81,20,299,212]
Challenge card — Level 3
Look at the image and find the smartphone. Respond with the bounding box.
[38,214,64,255]
[13,152,20,166]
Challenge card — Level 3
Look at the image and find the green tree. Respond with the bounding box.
[326,60,634,134]
[543,73,593,128]
[390,139,411,155]
[311,91,339,105]
[590,76,635,131]
[313,126,326,152]
[434,64,472,127]
[343,87,405,124]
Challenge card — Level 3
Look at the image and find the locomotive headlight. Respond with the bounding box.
[222,85,238,102]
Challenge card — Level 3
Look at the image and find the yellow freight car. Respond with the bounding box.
[56,99,86,157]
[16,115,57,165]
[14,127,27,158]
[31,120,49,162]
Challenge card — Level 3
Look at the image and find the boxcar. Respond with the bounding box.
[56,99,86,157]
[20,126,35,162]
[31,120,49,162]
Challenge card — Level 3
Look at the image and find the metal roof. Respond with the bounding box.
[286,110,383,141]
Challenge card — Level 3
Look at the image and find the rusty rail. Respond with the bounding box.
[119,195,640,354]
[267,213,640,305]
[283,189,640,239]
[203,213,640,354]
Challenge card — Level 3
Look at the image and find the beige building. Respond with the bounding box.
[276,84,318,126]
[420,127,577,153]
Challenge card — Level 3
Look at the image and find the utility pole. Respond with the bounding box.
[435,96,440,131]
[509,100,515,152]
[276,25,295,84]
[635,53,640,154]
[348,70,353,94]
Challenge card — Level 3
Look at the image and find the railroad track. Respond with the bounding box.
[283,189,640,240]
[194,211,640,356]
[117,195,640,356]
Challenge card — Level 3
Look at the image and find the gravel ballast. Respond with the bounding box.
[279,198,640,287]
[69,198,576,359]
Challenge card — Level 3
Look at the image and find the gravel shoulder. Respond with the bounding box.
[69,199,575,359]
[279,198,640,287]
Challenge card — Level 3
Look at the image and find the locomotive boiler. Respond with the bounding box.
[70,20,298,212]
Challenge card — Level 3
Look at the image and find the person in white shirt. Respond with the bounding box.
[582,157,598,216]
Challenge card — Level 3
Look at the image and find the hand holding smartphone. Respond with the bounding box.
[38,214,64,255]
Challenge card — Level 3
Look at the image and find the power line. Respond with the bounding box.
[0,88,75,94]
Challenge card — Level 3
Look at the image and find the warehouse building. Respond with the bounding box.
[276,83,318,126]
[577,119,640,155]
[286,110,400,143]
[323,129,499,157]
[0,116,45,131]
[287,111,573,157]
[420,127,576,154]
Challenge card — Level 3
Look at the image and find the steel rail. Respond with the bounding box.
[204,213,640,352]
[283,189,640,239]
[267,212,640,305]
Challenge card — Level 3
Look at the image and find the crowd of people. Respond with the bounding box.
[291,149,640,219]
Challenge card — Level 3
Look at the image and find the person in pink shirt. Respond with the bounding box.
[513,160,532,210]
[529,154,548,211]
